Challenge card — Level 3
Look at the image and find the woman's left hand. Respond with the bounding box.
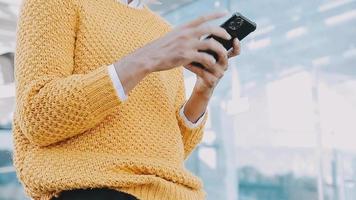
[185,38,241,99]
[182,38,241,123]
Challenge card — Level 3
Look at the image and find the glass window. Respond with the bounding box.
[153,0,356,199]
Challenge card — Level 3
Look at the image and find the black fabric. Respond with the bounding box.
[52,188,138,200]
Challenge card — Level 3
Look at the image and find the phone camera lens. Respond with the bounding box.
[228,18,244,30]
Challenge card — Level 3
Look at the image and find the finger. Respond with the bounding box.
[194,25,231,40]
[185,64,206,78]
[183,12,228,28]
[189,52,217,73]
[185,65,219,88]
[212,65,226,79]
[228,38,241,58]
[188,51,226,79]
[195,39,228,67]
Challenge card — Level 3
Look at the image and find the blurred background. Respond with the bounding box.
[1,0,356,199]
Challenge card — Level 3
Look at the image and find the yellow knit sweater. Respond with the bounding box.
[13,0,208,199]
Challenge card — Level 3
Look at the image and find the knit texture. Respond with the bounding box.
[12,0,208,199]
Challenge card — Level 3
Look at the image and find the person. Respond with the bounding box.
[12,0,241,199]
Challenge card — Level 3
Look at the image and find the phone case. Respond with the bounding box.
[191,12,257,69]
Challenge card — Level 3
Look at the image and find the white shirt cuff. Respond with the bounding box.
[108,64,128,101]
[179,101,206,129]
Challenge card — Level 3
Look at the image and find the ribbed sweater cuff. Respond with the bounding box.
[177,108,208,141]
[81,66,122,119]
[182,114,207,145]
[176,106,208,158]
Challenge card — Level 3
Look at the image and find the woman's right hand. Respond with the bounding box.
[114,12,231,95]
[129,11,231,73]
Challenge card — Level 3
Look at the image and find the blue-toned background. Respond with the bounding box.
[1,0,356,199]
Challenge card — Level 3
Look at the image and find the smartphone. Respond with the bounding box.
[191,12,257,68]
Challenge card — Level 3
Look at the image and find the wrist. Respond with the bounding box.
[131,51,159,74]
[112,55,152,95]
[184,97,208,124]
[114,55,151,78]
[193,84,214,100]
[140,57,155,75]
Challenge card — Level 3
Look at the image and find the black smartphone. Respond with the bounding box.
[191,12,257,69]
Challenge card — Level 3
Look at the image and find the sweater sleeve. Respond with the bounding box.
[174,67,208,160]
[14,0,122,147]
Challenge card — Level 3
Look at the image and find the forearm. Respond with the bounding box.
[113,54,153,95]
[177,90,209,159]
[183,86,212,123]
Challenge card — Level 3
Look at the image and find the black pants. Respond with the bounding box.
[52,188,138,200]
